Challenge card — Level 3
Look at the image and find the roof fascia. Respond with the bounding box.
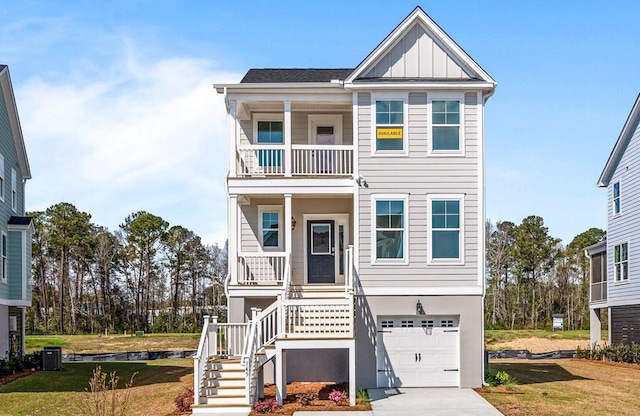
[345,6,496,86]
[598,93,640,187]
[345,81,495,90]
[0,67,31,180]
[214,82,345,94]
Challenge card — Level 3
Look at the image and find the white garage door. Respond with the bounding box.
[377,316,460,388]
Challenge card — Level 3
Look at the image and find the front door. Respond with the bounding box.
[307,220,335,283]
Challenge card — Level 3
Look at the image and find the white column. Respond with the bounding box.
[228,100,237,177]
[590,308,602,347]
[275,346,287,405]
[284,194,292,254]
[228,195,238,285]
[284,101,292,177]
[349,341,356,406]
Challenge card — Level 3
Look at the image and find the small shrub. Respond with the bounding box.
[253,398,279,414]
[328,389,348,405]
[356,387,369,405]
[76,365,137,416]
[174,387,194,412]
[486,370,517,389]
[296,392,318,405]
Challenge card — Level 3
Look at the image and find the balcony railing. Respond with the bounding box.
[236,144,353,177]
[238,253,287,285]
[591,281,607,302]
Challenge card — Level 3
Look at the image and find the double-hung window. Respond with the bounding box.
[614,242,629,282]
[428,195,464,264]
[1,232,5,283]
[373,96,406,153]
[11,169,16,212]
[258,206,282,250]
[373,195,407,263]
[430,95,463,154]
[0,154,4,201]
[613,181,621,216]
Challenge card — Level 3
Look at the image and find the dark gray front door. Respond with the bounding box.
[307,220,335,283]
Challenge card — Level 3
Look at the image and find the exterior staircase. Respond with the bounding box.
[192,358,250,414]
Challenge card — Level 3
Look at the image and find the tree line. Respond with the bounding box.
[28,202,227,335]
[485,215,605,330]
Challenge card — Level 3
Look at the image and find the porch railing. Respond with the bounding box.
[282,298,354,338]
[591,281,607,302]
[238,253,288,285]
[236,144,353,177]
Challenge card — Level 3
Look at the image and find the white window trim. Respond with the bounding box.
[253,113,284,144]
[308,114,343,145]
[258,205,283,251]
[0,154,5,202]
[371,194,409,265]
[427,92,465,157]
[613,240,629,284]
[612,180,621,217]
[427,193,465,265]
[11,168,16,213]
[371,93,409,156]
[1,231,6,284]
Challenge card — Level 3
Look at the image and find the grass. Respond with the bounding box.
[0,359,193,416]
[480,359,640,415]
[26,333,200,354]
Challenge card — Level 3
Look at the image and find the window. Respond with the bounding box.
[258,206,282,250]
[614,242,629,282]
[428,194,464,263]
[11,169,16,212]
[374,99,405,152]
[1,232,6,283]
[613,181,621,215]
[432,100,460,151]
[373,195,407,263]
[0,154,4,201]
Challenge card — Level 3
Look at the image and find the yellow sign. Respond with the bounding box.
[377,127,403,139]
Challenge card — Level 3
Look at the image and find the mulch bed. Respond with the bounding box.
[573,357,640,370]
[0,369,34,386]
[249,382,371,415]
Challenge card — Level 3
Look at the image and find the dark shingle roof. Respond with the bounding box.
[8,216,33,226]
[0,64,6,72]
[241,69,354,83]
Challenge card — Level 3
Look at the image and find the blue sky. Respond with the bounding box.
[1,1,638,246]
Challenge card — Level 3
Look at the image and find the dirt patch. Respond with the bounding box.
[488,337,589,353]
[249,382,371,415]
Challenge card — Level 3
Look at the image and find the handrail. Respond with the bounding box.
[193,315,214,405]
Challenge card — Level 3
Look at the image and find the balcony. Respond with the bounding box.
[235,144,353,177]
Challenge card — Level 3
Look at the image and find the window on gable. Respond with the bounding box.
[11,169,16,212]
[432,100,461,151]
[375,100,404,152]
[1,232,6,283]
[258,205,282,250]
[0,154,4,201]
[374,197,406,261]
[429,195,464,263]
[613,181,621,215]
[614,242,629,282]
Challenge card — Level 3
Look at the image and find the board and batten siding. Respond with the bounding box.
[607,120,640,303]
[356,91,480,288]
[363,23,472,80]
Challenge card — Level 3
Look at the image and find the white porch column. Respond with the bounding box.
[229,195,239,285]
[284,194,292,254]
[590,308,602,347]
[349,341,356,406]
[284,101,292,177]
[275,346,287,405]
[228,100,237,178]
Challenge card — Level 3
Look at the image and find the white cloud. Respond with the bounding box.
[17,41,242,246]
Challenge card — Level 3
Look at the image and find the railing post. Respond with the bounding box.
[210,316,218,357]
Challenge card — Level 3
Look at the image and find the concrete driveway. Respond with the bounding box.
[294,387,503,416]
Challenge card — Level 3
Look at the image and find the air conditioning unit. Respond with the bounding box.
[42,347,62,371]
[9,316,16,332]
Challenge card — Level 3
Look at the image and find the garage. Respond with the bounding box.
[377,316,460,387]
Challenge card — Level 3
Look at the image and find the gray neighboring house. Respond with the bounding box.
[0,65,33,357]
[589,93,640,346]
[193,7,496,414]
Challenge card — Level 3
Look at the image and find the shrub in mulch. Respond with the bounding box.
[174,387,194,412]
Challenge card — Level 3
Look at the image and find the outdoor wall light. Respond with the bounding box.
[291,217,297,231]
[416,299,425,315]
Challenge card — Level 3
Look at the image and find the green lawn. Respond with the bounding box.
[0,359,192,416]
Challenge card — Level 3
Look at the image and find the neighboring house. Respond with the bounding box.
[0,65,33,357]
[589,93,640,347]
[193,7,496,414]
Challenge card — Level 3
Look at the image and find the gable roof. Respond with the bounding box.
[598,93,640,187]
[0,65,31,180]
[241,69,353,83]
[345,6,495,86]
